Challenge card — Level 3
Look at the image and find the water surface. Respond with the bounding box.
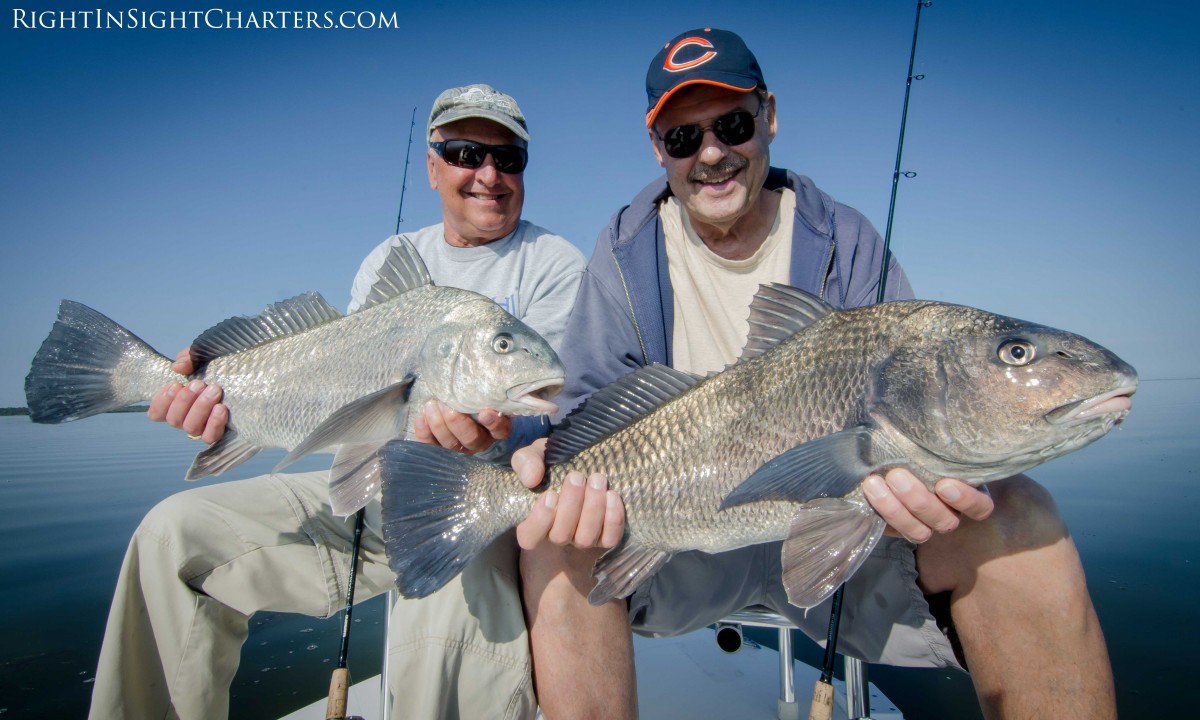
[0,416,385,719]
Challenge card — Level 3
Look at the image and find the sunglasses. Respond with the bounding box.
[429,139,529,174]
[656,102,764,159]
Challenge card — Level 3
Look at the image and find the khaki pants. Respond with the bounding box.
[88,471,533,720]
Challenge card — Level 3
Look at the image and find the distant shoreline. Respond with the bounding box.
[0,406,149,417]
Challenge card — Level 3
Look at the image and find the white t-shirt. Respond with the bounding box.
[661,189,796,375]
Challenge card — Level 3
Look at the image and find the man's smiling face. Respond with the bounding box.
[650,85,776,235]
[428,117,526,247]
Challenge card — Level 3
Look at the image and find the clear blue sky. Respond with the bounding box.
[2,0,1197,408]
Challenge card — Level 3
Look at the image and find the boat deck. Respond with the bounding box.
[279,627,904,719]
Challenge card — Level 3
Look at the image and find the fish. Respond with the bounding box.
[25,237,565,515]
[376,283,1137,608]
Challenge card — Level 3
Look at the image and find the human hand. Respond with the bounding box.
[513,438,625,551]
[413,401,512,454]
[146,347,227,443]
[862,469,994,544]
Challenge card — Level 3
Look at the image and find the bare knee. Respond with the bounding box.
[983,474,1068,551]
[944,474,1067,552]
[917,474,1072,593]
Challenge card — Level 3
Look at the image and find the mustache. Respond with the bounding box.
[688,156,748,184]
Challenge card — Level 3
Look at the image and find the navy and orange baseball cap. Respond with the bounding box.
[645,28,766,128]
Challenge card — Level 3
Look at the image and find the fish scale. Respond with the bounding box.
[540,317,886,552]
[198,287,466,450]
[379,285,1136,608]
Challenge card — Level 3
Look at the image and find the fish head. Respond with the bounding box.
[419,299,565,418]
[872,304,1138,480]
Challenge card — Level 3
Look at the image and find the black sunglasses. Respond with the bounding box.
[656,102,764,159]
[429,139,529,174]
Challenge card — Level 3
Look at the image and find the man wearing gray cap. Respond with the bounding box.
[89,83,584,720]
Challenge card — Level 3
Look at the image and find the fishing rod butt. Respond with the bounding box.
[326,667,350,720]
[807,679,835,720]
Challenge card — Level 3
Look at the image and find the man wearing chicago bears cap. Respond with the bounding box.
[512,28,1116,719]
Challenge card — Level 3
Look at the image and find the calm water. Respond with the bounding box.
[0,380,1197,718]
[0,416,387,719]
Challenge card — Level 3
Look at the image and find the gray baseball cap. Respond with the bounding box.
[427,84,529,141]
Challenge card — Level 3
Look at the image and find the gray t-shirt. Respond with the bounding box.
[349,220,585,353]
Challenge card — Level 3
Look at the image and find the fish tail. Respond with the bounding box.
[378,440,526,598]
[24,300,177,423]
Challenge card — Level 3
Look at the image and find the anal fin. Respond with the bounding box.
[588,542,671,606]
[326,442,387,516]
[186,428,262,480]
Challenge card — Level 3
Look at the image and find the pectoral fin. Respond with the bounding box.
[186,428,262,480]
[780,497,886,609]
[275,375,416,473]
[588,542,672,607]
[720,427,893,510]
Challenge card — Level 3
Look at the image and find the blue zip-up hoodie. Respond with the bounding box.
[507,168,914,448]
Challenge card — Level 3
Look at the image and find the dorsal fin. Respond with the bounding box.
[190,292,343,367]
[354,236,433,312]
[546,364,701,464]
[738,283,835,362]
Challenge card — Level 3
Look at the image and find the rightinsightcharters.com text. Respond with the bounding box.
[12,7,400,30]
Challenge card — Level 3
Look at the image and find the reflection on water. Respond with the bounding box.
[0,415,385,719]
[1,380,1197,719]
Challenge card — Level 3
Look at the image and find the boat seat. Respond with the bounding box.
[717,605,871,720]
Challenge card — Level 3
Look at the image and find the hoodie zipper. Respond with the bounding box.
[610,235,651,367]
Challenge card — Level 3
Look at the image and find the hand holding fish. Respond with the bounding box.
[146,348,228,444]
[514,438,625,552]
[864,471,994,544]
[414,401,511,455]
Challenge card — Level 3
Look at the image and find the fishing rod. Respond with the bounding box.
[325,104,420,720]
[325,507,367,720]
[809,587,844,720]
[809,3,931,719]
[876,1,930,307]
[395,107,417,236]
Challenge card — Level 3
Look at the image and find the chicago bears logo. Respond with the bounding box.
[664,37,717,72]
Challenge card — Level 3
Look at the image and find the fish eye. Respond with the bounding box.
[998,339,1036,366]
[493,333,515,354]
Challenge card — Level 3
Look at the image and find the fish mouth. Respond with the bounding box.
[507,377,563,415]
[1045,385,1137,425]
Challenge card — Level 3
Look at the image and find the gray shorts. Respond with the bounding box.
[628,537,963,669]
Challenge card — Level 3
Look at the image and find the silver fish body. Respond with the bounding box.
[189,286,559,450]
[380,285,1136,607]
[26,238,565,514]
